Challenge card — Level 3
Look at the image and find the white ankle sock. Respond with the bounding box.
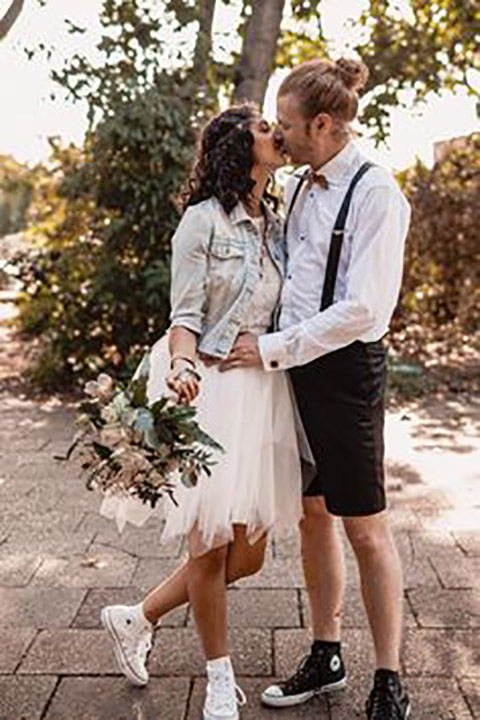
[133,602,154,627]
[207,655,233,675]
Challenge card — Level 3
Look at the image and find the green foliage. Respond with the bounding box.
[14,0,196,390]
[356,0,480,143]
[392,132,480,357]
[13,0,479,392]
[275,0,479,144]
[0,156,33,237]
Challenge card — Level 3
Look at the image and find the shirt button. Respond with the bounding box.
[287,274,292,280]
[270,360,279,369]
[300,235,305,241]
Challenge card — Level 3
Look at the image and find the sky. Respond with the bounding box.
[0,0,478,170]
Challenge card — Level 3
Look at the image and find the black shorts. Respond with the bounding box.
[289,341,387,517]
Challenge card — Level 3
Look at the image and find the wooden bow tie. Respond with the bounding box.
[307,170,328,190]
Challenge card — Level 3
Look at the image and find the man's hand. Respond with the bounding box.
[219,332,263,371]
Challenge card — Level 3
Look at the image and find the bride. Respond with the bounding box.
[100,103,304,720]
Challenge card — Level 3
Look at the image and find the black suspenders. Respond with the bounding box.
[285,161,374,311]
[285,168,309,237]
[321,161,373,309]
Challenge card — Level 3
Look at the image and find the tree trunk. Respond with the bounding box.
[232,0,286,106]
[0,0,25,41]
[192,0,216,90]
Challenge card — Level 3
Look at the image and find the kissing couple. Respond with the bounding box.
[100,56,412,720]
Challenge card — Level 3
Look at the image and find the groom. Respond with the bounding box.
[221,58,411,719]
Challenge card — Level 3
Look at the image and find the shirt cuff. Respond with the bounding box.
[258,332,289,372]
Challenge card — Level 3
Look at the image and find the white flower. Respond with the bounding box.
[97,374,116,401]
[84,374,116,403]
[85,380,100,398]
[101,405,118,424]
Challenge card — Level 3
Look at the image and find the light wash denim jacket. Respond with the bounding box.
[169,196,286,358]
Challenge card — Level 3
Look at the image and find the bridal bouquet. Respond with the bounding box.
[58,354,223,508]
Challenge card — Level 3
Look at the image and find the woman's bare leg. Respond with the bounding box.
[142,525,267,624]
[188,546,229,658]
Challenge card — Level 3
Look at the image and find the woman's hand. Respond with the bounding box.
[166,357,201,405]
[219,332,262,371]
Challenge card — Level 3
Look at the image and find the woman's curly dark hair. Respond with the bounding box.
[184,103,278,214]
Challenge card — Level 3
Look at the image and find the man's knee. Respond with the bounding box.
[301,496,335,534]
[343,513,390,556]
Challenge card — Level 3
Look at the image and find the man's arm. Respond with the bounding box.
[258,183,411,371]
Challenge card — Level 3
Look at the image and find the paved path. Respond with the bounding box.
[0,318,479,718]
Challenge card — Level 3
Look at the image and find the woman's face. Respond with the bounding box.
[250,116,288,171]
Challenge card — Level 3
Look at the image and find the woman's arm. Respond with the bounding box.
[168,325,197,363]
[166,204,212,403]
[167,326,200,404]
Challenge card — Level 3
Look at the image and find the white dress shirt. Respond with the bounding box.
[259,141,411,371]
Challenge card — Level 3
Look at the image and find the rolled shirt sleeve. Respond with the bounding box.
[259,183,411,371]
[169,205,212,335]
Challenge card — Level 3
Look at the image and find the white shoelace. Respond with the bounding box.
[136,630,152,663]
[235,685,247,707]
[208,672,247,714]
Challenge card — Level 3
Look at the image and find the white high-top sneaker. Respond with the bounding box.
[203,657,247,720]
[100,604,154,686]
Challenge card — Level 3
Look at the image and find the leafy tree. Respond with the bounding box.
[356,0,480,142]
[14,1,196,389]
[13,0,479,390]
[272,0,479,142]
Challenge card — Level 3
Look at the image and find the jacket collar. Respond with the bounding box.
[230,200,279,230]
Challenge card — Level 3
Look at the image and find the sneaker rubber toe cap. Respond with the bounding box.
[261,685,285,705]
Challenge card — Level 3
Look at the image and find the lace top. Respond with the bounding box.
[240,216,282,336]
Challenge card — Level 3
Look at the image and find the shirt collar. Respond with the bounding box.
[316,141,360,187]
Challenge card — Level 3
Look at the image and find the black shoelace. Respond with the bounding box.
[366,679,405,720]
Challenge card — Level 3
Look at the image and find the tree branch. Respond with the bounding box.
[0,0,25,41]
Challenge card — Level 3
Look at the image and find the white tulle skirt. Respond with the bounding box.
[100,334,304,557]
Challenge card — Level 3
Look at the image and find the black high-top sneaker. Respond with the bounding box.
[261,642,347,708]
[366,670,411,720]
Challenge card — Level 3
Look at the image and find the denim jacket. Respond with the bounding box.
[169,196,286,358]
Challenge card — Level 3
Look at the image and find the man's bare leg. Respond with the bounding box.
[343,512,404,670]
[301,496,345,641]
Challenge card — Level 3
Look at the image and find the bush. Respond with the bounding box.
[14,82,194,390]
[391,132,480,363]
[0,156,33,237]
[12,1,197,391]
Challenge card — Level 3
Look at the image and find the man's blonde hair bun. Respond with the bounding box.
[335,58,369,91]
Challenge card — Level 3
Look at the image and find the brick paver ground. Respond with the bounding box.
[0,314,479,718]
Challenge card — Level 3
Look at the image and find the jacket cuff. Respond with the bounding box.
[169,317,202,336]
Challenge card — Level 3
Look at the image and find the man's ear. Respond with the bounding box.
[313,113,332,134]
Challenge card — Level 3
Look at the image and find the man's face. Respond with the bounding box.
[276,93,315,165]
